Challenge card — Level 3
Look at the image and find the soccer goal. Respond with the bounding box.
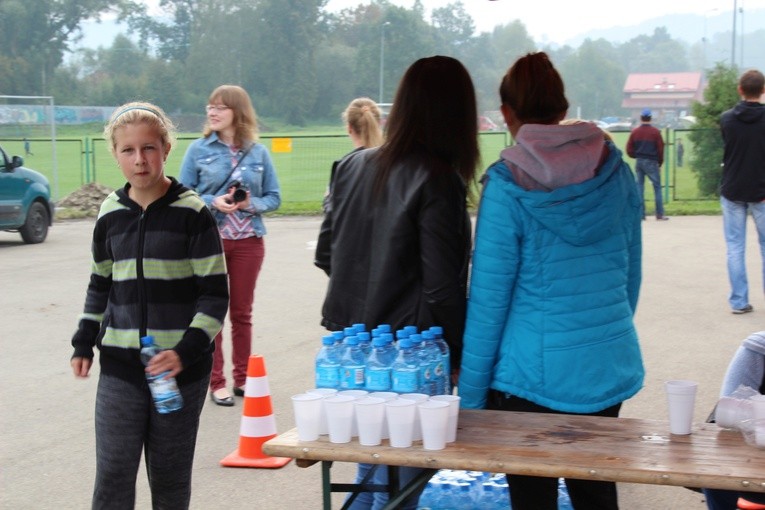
[0,95,59,200]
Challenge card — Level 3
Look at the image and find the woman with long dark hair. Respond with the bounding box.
[316,55,479,510]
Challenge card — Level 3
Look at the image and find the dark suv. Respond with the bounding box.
[0,144,54,243]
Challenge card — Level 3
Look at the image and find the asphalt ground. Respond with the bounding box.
[2,215,764,509]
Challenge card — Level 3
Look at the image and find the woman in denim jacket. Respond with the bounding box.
[179,84,281,406]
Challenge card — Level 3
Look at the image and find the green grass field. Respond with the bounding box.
[1,128,720,217]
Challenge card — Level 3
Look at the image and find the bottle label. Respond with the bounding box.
[365,368,391,391]
[340,366,365,389]
[316,365,340,388]
[147,372,183,413]
[392,369,419,393]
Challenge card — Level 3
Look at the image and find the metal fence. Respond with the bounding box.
[1,132,510,207]
[1,129,717,207]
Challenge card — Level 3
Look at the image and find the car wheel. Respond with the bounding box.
[19,201,49,244]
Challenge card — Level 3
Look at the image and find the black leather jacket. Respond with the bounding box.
[314,147,471,365]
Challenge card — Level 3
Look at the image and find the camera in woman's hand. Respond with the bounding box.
[226,180,249,204]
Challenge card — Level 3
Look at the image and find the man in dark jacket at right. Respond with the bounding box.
[720,68,765,315]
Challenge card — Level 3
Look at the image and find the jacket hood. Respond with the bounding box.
[500,123,605,191]
[489,138,634,247]
[732,101,765,124]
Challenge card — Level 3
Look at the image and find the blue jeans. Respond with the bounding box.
[635,159,664,218]
[721,196,765,310]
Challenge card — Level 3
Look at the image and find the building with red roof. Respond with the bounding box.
[622,72,706,125]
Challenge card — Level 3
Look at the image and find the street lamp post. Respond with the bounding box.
[731,0,737,66]
[379,21,390,104]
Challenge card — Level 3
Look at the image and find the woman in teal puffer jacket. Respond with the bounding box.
[458,52,644,510]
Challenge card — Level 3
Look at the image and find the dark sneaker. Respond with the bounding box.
[732,304,754,314]
[233,386,245,397]
[657,216,670,221]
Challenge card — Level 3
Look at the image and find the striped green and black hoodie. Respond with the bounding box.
[71,178,229,387]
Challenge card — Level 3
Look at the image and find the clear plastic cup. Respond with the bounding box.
[324,394,356,444]
[418,400,450,450]
[306,388,338,435]
[385,398,417,448]
[399,393,429,441]
[430,395,461,442]
[291,393,324,441]
[355,397,386,446]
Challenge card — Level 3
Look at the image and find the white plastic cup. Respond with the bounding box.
[715,396,753,429]
[418,400,450,450]
[430,395,461,442]
[324,395,356,444]
[385,398,417,448]
[306,388,338,435]
[368,392,398,439]
[291,393,324,441]
[665,380,698,435]
[338,390,369,437]
[355,397,386,446]
[399,393,429,441]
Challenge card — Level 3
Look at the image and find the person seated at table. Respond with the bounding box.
[458,51,644,510]
[703,331,765,510]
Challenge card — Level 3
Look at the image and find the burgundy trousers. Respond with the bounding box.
[210,235,265,392]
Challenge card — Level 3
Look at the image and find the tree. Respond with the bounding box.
[618,27,688,73]
[688,63,739,197]
[431,2,475,49]
[560,39,625,120]
[246,0,327,125]
[0,0,138,95]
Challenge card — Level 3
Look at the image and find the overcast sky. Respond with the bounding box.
[83,0,765,50]
[325,0,765,44]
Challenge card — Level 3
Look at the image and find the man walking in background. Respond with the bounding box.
[627,108,668,221]
[719,69,765,315]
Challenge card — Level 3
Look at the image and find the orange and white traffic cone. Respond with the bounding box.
[220,354,291,469]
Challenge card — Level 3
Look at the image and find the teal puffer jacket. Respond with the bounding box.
[459,142,644,413]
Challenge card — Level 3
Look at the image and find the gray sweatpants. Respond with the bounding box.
[92,373,209,510]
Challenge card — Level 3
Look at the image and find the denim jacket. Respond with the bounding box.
[178,132,281,236]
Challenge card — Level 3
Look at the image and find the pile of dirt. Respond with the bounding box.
[57,183,114,217]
